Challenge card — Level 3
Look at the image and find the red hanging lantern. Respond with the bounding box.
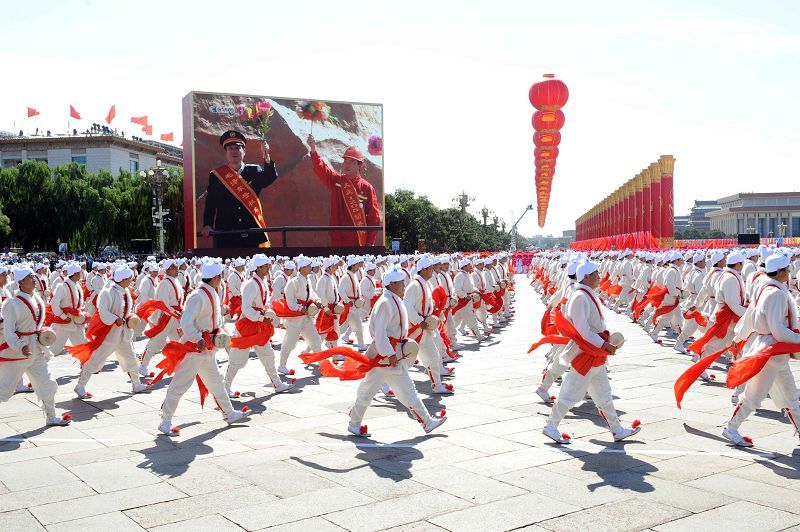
[533,130,561,147]
[531,110,565,131]
[534,147,559,160]
[529,76,569,111]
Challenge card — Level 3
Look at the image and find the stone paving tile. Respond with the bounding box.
[125,486,273,529]
[0,456,78,491]
[223,486,374,531]
[69,457,162,493]
[653,500,800,532]
[0,481,96,513]
[687,472,800,513]
[494,465,629,508]
[30,482,185,525]
[539,498,690,532]
[256,516,347,531]
[46,511,146,532]
[324,490,472,532]
[149,514,246,531]
[429,492,579,531]
[0,509,46,532]
[410,464,527,504]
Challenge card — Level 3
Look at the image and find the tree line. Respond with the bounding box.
[0,163,519,255]
[0,161,184,254]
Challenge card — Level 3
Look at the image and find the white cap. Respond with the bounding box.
[566,261,580,276]
[365,262,377,272]
[162,259,177,271]
[693,252,705,263]
[113,267,134,283]
[416,256,434,270]
[66,263,82,277]
[709,251,725,265]
[201,262,225,279]
[250,255,270,269]
[382,268,406,285]
[296,256,312,268]
[576,261,599,282]
[459,258,471,268]
[346,256,362,267]
[14,268,34,283]
[284,260,296,270]
[322,257,338,269]
[765,253,791,273]
[726,252,746,266]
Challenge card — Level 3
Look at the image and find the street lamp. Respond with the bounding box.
[746,226,755,234]
[778,223,787,237]
[139,159,172,255]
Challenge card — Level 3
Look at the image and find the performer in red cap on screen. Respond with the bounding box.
[307,134,381,247]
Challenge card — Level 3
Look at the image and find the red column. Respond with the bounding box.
[623,184,632,234]
[660,155,675,245]
[635,174,643,233]
[649,161,662,242]
[641,168,651,235]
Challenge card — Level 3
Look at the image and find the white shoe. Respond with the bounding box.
[158,420,179,436]
[273,381,294,393]
[542,425,571,444]
[673,344,686,354]
[649,332,660,343]
[15,383,33,393]
[226,386,241,399]
[46,414,71,426]
[277,366,291,375]
[332,354,345,362]
[432,383,454,395]
[138,364,149,377]
[451,343,462,351]
[423,416,447,434]
[458,327,466,335]
[613,426,641,441]
[355,344,368,352]
[226,409,251,424]
[536,387,554,404]
[347,423,371,437]
[131,382,148,394]
[722,426,753,447]
[74,384,92,399]
[731,394,740,405]
[700,371,714,382]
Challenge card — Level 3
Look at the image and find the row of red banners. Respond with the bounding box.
[569,231,660,251]
[676,237,800,249]
[575,155,676,243]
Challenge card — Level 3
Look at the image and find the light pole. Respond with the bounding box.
[508,204,533,251]
[139,159,172,255]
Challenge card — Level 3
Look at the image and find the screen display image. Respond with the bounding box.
[183,91,385,253]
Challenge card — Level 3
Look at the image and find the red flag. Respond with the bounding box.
[143,125,153,135]
[160,132,174,142]
[105,105,116,125]
[131,115,149,127]
[69,105,81,120]
[27,106,40,118]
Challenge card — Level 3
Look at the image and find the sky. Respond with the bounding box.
[2,0,800,238]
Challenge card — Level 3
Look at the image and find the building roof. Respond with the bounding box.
[0,134,182,166]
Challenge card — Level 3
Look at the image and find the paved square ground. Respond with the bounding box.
[3,277,800,531]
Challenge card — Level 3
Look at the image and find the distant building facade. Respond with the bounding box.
[707,192,800,237]
[674,215,690,231]
[688,200,720,231]
[0,133,181,176]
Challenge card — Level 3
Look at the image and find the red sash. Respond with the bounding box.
[271,298,307,318]
[45,282,82,325]
[211,164,269,248]
[687,305,740,355]
[339,178,367,246]
[683,309,707,327]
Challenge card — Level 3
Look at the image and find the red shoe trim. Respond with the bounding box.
[242,406,249,413]
[743,436,753,443]
[171,426,180,434]
[632,419,641,428]
[62,413,72,421]
[360,425,369,435]
[288,369,296,375]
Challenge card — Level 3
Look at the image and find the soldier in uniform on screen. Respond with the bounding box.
[307,134,381,247]
[201,130,278,248]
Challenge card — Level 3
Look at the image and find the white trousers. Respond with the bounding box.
[50,322,87,356]
[547,364,622,434]
[540,345,569,391]
[141,320,181,367]
[454,306,480,337]
[415,331,443,388]
[652,307,681,335]
[225,344,281,388]
[78,339,140,386]
[161,350,234,421]
[729,354,800,432]
[279,316,323,367]
[349,362,431,426]
[341,309,364,344]
[0,353,58,418]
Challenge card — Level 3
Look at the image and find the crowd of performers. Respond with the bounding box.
[529,246,800,448]
[0,252,514,437]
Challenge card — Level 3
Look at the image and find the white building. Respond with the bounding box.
[0,134,181,175]
[707,192,800,237]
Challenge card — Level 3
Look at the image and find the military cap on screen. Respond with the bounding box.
[220,130,247,148]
